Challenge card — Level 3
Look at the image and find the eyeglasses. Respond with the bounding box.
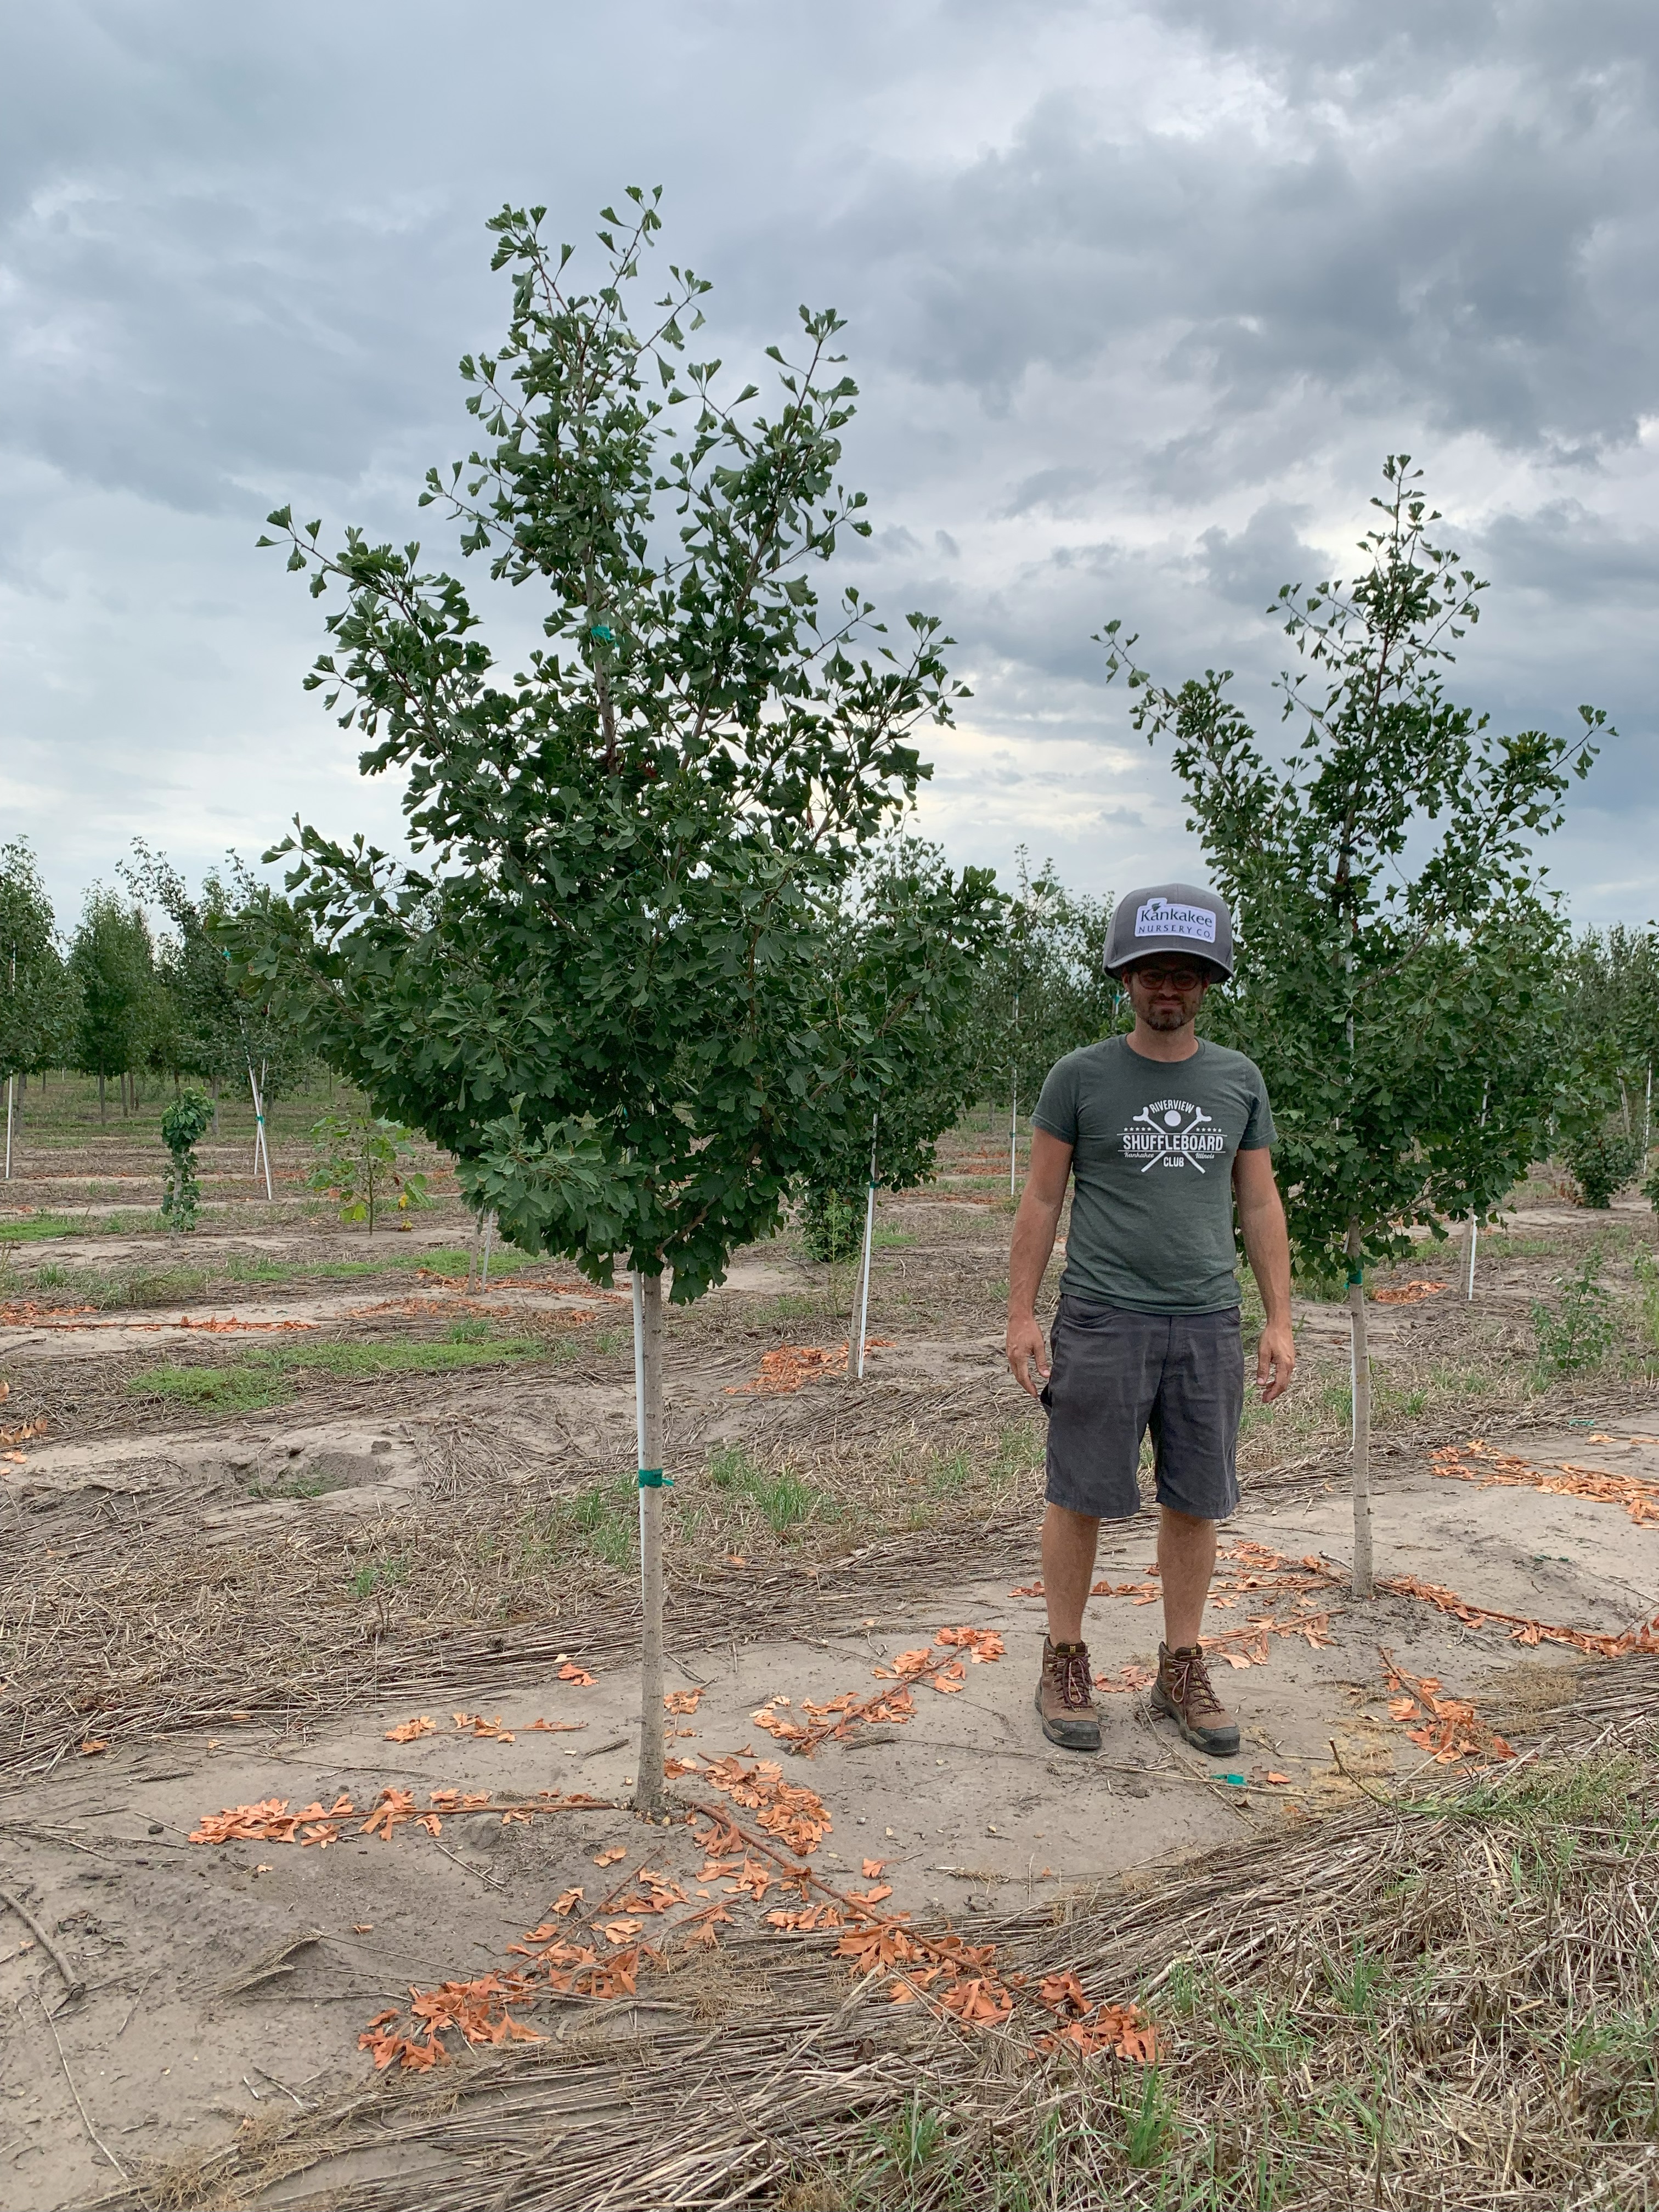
[1130,965,1208,990]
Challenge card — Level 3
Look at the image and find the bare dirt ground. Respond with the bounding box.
[2,1083,1658,2209]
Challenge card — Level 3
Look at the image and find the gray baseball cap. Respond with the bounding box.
[1103,882,1234,979]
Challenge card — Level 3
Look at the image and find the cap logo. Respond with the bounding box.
[1134,896,1216,945]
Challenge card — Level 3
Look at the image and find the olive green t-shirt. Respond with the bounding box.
[1031,1036,1275,1314]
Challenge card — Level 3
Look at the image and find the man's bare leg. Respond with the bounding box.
[1042,1503,1101,1644]
[1156,1505,1217,1647]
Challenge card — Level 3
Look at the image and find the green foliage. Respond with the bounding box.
[69,889,165,1107]
[1531,1246,1615,1378]
[1645,1155,1659,1214]
[795,832,1002,1242]
[122,843,312,1103]
[799,1182,861,1263]
[0,840,81,1081]
[1629,1250,1659,1348]
[1100,455,1607,1276]
[239,191,969,1305]
[160,1084,214,1232]
[1562,1120,1641,1208]
[1561,924,1659,1115]
[975,848,1118,1105]
[306,1108,429,1231]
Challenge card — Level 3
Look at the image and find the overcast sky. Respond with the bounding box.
[3,0,1655,934]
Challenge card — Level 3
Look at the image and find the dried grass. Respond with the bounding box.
[101,1667,1659,2211]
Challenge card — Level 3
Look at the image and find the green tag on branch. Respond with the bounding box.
[590,623,614,644]
[636,1467,672,1489]
[1346,1265,1363,1285]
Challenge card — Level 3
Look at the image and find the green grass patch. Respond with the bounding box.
[129,1364,294,1413]
[0,1212,137,1243]
[349,1553,411,1600]
[871,1227,916,1249]
[704,1443,830,1533]
[126,1328,551,1410]
[523,1480,637,1571]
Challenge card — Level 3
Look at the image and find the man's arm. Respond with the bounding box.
[1006,1127,1074,1399]
[1233,1146,1295,1402]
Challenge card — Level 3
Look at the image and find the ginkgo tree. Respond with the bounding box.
[242,190,979,1809]
[1101,457,1606,1596]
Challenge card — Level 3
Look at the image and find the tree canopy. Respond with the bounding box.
[242,189,975,1300]
[1101,455,1606,1276]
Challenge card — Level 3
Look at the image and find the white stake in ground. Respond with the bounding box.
[246,1059,273,1201]
[855,1114,878,1382]
[631,1261,667,1814]
[1465,1080,1490,1304]
[3,951,13,1194]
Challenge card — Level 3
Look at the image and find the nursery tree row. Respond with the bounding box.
[0,838,311,1121]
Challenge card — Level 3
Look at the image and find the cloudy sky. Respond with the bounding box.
[3,0,1656,933]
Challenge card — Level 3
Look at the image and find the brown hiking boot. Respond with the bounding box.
[1150,1643,1240,1756]
[1035,1638,1101,1753]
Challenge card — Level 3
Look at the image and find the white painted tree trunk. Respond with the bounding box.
[1347,1220,1374,1599]
[855,1115,878,1381]
[632,1267,667,1814]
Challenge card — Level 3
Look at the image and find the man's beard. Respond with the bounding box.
[1141,1002,1190,1030]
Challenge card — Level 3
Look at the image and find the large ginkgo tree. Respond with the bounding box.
[244,191,991,1807]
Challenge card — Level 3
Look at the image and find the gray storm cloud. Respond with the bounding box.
[1,0,1653,921]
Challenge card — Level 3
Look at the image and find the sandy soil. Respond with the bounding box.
[4,1101,1658,2207]
[3,1420,1656,2205]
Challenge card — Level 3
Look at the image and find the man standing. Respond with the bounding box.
[1005,883,1295,1756]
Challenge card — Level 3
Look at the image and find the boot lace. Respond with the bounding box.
[1051,1646,1093,1709]
[1164,1645,1222,1720]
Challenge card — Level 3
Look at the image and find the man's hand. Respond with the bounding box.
[1256,1317,1295,1402]
[1007,1313,1050,1400]
[1000,1309,1053,1398]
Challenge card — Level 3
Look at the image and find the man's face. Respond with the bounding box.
[1124,956,1214,1031]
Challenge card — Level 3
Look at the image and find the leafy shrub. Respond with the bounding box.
[798,1182,863,1265]
[307,1109,429,1232]
[160,1084,214,1232]
[1531,1247,1615,1378]
[1643,1153,1659,1215]
[1562,1124,1642,1209]
[1632,1250,1659,1350]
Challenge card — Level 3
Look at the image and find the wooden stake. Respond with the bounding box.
[1347,1221,1374,1599]
[634,1266,666,1815]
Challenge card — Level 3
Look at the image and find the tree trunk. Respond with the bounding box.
[1347,1220,1374,1599]
[98,1071,106,1121]
[633,1266,667,1815]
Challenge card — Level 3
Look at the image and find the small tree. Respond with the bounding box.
[1561,1120,1642,1209]
[1101,456,1606,1596]
[307,1109,429,1232]
[244,191,966,1808]
[160,1086,215,1232]
[797,833,1001,1263]
[123,844,312,1125]
[972,853,1116,1182]
[0,841,82,1162]
[70,890,162,1118]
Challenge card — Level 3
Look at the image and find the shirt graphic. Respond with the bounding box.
[1122,1097,1229,1173]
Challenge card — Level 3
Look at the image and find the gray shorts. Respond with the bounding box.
[1041,1295,1244,1522]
